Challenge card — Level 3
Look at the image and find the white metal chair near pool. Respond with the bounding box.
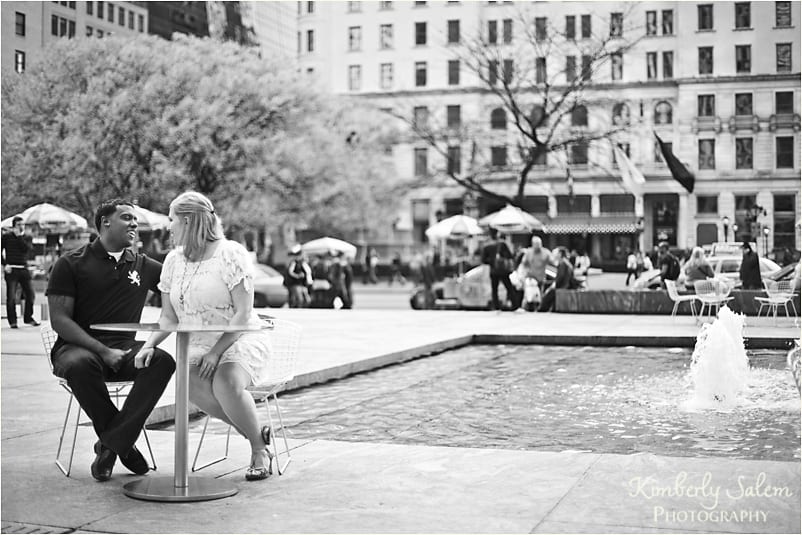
[40,322,157,477]
[755,279,798,326]
[694,279,734,322]
[665,280,699,321]
[192,316,301,476]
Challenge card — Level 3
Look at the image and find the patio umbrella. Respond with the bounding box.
[479,204,544,233]
[301,236,358,259]
[425,215,483,240]
[134,206,171,232]
[1,203,88,233]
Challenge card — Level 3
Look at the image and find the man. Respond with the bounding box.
[657,241,680,287]
[284,245,312,308]
[538,247,575,312]
[738,241,762,290]
[481,228,516,311]
[1,216,39,328]
[47,199,175,482]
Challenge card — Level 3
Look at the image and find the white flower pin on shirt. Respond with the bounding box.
[128,270,141,286]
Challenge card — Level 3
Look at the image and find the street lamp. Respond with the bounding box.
[722,216,730,242]
[732,223,739,241]
[762,226,770,257]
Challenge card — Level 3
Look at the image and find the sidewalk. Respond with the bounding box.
[2,309,799,533]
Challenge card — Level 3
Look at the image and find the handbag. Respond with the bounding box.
[493,243,514,275]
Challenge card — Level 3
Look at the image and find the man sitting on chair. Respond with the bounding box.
[47,199,175,482]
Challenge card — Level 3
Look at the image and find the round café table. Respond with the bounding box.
[91,322,268,502]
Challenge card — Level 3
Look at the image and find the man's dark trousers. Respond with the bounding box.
[490,272,517,310]
[51,340,175,456]
[5,267,36,325]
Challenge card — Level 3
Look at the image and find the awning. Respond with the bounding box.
[542,216,641,235]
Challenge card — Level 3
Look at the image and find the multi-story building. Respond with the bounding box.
[242,1,297,59]
[1,1,149,73]
[298,0,800,265]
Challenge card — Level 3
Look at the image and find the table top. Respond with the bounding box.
[91,322,269,333]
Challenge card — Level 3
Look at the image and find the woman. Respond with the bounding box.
[133,192,273,481]
[683,246,714,291]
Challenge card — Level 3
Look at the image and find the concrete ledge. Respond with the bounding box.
[474,334,796,350]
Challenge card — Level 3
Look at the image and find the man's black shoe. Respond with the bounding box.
[9,324,17,329]
[91,441,116,482]
[24,319,40,326]
[119,445,149,475]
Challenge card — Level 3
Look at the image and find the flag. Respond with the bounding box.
[654,132,695,193]
[612,143,645,195]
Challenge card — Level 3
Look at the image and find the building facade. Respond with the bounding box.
[297,0,800,265]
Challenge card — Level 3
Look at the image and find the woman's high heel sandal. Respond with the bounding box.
[245,426,275,481]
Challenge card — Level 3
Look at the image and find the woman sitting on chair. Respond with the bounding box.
[683,246,714,291]
[134,191,274,481]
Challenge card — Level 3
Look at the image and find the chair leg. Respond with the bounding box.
[690,300,697,323]
[191,415,231,472]
[264,392,291,475]
[671,301,679,319]
[140,426,157,471]
[55,394,82,477]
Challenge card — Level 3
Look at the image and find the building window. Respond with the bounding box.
[415,61,427,86]
[570,142,588,164]
[118,7,124,26]
[128,10,134,29]
[380,1,392,9]
[447,105,461,129]
[698,139,715,169]
[107,2,113,22]
[613,102,631,126]
[348,65,361,91]
[734,2,751,28]
[535,17,547,41]
[138,14,144,32]
[380,24,392,49]
[776,91,794,114]
[581,14,591,38]
[14,50,25,73]
[697,196,718,214]
[655,139,672,163]
[380,63,393,89]
[735,45,751,73]
[447,146,461,174]
[655,101,672,124]
[774,194,797,249]
[348,26,361,51]
[414,148,428,177]
[415,22,427,45]
[87,1,93,15]
[578,55,590,81]
[735,93,753,116]
[307,1,314,14]
[564,56,577,82]
[610,12,623,37]
[15,12,25,36]
[530,105,546,128]
[611,53,623,80]
[735,138,753,169]
[413,106,429,130]
[86,25,93,36]
[488,20,497,44]
[698,46,713,74]
[491,146,508,167]
[698,4,713,30]
[565,15,575,39]
[51,15,75,37]
[307,29,314,52]
[646,52,657,79]
[776,43,792,72]
[448,59,460,85]
[415,1,426,5]
[489,60,498,85]
[776,136,794,168]
[490,108,507,129]
[97,29,103,37]
[662,51,674,78]
[662,10,673,34]
[97,1,104,18]
[572,105,588,127]
[503,18,512,43]
[535,57,546,83]
[447,20,460,43]
[646,11,657,35]
[698,95,715,117]
[503,58,513,84]
[348,1,361,12]
[776,1,792,27]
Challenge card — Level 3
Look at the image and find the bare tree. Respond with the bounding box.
[390,2,646,209]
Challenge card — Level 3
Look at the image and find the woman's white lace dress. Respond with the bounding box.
[158,240,271,385]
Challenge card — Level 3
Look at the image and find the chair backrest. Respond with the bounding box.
[40,322,58,374]
[693,279,717,297]
[254,315,302,390]
[665,279,680,300]
[774,280,795,298]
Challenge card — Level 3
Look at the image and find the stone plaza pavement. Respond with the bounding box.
[1,307,800,534]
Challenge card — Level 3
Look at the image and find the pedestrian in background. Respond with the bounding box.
[683,246,714,291]
[1,216,40,328]
[389,252,405,285]
[516,235,551,312]
[625,249,638,286]
[285,245,312,308]
[538,247,576,312]
[738,241,762,290]
[481,228,515,312]
[657,241,681,287]
[367,248,379,284]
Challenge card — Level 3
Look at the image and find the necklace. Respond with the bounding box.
[178,258,203,307]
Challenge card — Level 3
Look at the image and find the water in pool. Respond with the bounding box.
[191,344,801,461]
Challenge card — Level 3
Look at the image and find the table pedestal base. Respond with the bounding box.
[123,476,238,502]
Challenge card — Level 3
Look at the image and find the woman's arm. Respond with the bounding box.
[196,279,253,379]
[134,293,178,368]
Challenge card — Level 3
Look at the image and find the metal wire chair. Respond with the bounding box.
[665,279,699,320]
[192,316,302,476]
[41,322,157,477]
[694,279,734,322]
[756,279,798,325]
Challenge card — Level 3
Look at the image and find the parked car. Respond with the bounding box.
[767,261,800,283]
[631,256,782,290]
[252,264,288,308]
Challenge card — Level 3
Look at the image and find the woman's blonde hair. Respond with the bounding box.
[687,246,706,268]
[170,191,223,261]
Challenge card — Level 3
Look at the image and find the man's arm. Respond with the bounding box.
[48,294,126,370]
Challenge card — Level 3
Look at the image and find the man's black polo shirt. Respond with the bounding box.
[46,239,162,355]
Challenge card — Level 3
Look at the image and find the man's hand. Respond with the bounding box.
[3,265,11,274]
[100,347,127,372]
[134,346,155,369]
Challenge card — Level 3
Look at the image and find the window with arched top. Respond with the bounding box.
[490,107,507,129]
[612,102,631,126]
[530,104,546,128]
[654,101,672,124]
[571,104,588,126]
